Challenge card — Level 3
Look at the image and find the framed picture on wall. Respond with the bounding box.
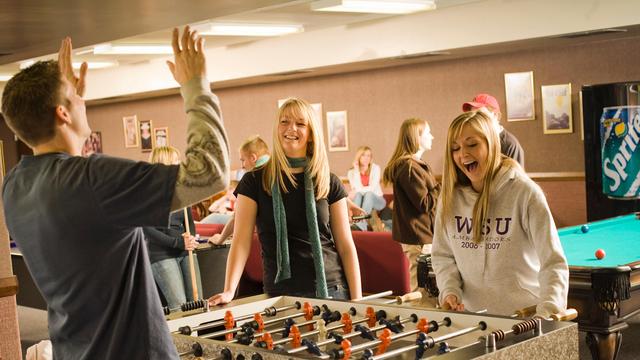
[504,71,535,121]
[81,131,103,157]
[122,115,139,148]
[153,127,169,147]
[139,120,153,152]
[326,110,349,152]
[542,83,573,134]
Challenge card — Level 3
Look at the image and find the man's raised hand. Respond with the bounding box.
[58,37,88,97]
[167,26,206,85]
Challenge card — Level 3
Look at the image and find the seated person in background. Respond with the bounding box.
[432,110,568,317]
[206,135,270,243]
[144,146,203,309]
[347,146,386,231]
[209,98,362,304]
[462,93,525,168]
[199,180,238,225]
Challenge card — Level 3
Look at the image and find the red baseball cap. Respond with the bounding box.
[462,93,501,114]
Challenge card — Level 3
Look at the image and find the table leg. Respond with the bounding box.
[585,331,622,360]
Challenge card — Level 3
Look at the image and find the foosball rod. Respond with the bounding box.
[382,291,422,305]
[368,321,488,360]
[511,305,578,321]
[229,318,319,345]
[271,309,378,347]
[289,313,419,355]
[338,317,457,359]
[486,308,578,350]
[177,342,203,358]
[201,303,322,340]
[355,291,393,302]
[234,305,350,346]
[175,301,301,335]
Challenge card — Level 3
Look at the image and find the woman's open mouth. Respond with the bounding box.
[463,160,478,172]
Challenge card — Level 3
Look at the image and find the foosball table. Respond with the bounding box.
[168,294,578,359]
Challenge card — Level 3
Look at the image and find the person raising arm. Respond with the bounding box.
[1,27,228,359]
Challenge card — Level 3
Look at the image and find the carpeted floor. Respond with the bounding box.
[18,306,640,359]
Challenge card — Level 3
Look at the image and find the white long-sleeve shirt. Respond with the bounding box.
[347,163,383,197]
[431,165,568,318]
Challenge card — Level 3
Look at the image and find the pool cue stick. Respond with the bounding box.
[184,207,199,300]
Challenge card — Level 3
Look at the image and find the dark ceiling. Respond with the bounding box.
[0,0,290,65]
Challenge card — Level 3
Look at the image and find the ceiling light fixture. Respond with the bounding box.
[312,0,435,14]
[93,44,173,55]
[0,74,13,82]
[73,61,118,69]
[19,60,118,70]
[199,23,304,37]
[73,61,119,69]
[19,60,36,69]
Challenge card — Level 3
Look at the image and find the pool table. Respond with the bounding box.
[559,213,640,360]
[421,213,640,360]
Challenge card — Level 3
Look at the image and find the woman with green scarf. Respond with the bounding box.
[209,98,362,304]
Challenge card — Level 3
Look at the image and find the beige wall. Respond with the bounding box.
[87,36,640,177]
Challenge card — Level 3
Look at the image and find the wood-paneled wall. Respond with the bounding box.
[86,36,640,178]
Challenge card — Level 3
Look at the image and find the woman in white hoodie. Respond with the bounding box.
[347,146,386,230]
[432,110,568,318]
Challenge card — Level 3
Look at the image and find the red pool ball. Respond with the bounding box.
[595,249,606,260]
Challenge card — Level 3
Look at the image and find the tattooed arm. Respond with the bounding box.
[167,26,230,211]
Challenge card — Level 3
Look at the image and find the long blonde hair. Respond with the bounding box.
[383,118,427,186]
[149,146,180,165]
[262,98,330,199]
[441,111,517,243]
[352,146,372,175]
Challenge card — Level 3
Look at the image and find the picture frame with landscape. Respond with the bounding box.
[542,83,573,134]
[504,71,536,121]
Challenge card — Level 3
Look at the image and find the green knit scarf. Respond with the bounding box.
[272,157,328,298]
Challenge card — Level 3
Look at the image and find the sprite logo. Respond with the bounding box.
[601,106,640,198]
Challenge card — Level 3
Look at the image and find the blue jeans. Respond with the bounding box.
[327,284,350,300]
[151,254,203,309]
[199,213,232,224]
[352,192,386,231]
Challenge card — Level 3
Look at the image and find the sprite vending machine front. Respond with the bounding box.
[601,106,640,199]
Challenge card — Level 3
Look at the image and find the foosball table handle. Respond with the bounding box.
[395,291,422,305]
[550,308,578,321]
[512,305,537,318]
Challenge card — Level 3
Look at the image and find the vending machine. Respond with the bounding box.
[582,82,640,221]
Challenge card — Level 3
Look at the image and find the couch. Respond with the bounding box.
[194,223,410,297]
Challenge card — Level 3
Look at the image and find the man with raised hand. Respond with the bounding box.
[1,26,229,359]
